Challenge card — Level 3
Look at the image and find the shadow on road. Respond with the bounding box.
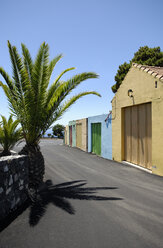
[0,200,30,232]
[29,180,122,226]
[0,180,123,230]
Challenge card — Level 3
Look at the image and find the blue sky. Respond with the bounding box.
[0,0,162,126]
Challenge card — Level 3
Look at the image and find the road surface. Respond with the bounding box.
[0,139,163,248]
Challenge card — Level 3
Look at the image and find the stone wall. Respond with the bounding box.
[0,155,29,220]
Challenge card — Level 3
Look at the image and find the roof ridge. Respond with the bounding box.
[132,63,163,81]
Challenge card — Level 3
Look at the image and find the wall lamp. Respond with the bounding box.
[128,89,133,98]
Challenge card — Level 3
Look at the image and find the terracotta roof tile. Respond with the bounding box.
[156,74,163,79]
[151,72,158,77]
[144,68,150,72]
[132,63,163,81]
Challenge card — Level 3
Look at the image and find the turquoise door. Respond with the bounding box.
[91,123,101,155]
[72,125,76,147]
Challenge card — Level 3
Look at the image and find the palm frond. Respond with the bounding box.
[7,41,23,92]
[53,91,101,122]
[46,72,99,112]
[45,81,61,107]
[48,54,63,81]
[24,43,50,139]
[0,115,22,152]
[0,67,14,90]
[7,42,28,118]
[0,42,100,145]
[32,42,49,93]
[43,91,101,131]
[0,82,19,119]
[21,43,33,86]
[45,67,75,107]
[0,68,18,105]
[0,81,11,100]
[54,67,76,85]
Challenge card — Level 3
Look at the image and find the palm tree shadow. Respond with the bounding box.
[29,180,123,226]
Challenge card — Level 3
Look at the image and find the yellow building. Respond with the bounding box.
[76,118,88,152]
[64,125,69,145]
[112,63,163,176]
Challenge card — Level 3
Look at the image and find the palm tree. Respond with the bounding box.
[0,41,100,195]
[0,115,22,156]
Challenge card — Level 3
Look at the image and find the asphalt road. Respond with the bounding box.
[0,139,163,248]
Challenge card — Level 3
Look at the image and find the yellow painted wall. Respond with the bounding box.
[64,127,67,145]
[76,118,88,152]
[112,66,163,176]
[76,121,82,149]
[65,125,69,145]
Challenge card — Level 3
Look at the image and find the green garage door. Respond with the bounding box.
[91,123,101,155]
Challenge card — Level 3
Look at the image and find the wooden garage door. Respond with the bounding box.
[124,103,152,169]
[76,123,82,149]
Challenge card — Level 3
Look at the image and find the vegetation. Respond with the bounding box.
[52,124,64,138]
[0,115,22,156]
[0,41,100,197]
[111,46,163,93]
[132,46,163,66]
[111,62,130,93]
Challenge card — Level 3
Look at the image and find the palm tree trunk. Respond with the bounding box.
[19,144,45,191]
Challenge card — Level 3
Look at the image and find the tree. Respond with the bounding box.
[0,41,100,197]
[0,115,22,156]
[111,62,131,93]
[132,46,163,66]
[111,46,163,93]
[52,124,64,138]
